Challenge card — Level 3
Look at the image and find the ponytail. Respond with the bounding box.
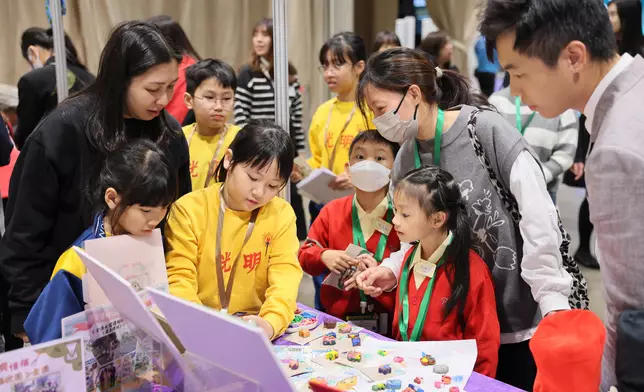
[395,165,472,333]
[444,199,471,333]
[45,28,87,70]
[436,69,490,110]
[357,47,491,120]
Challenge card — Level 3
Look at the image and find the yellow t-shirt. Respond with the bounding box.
[183,123,241,190]
[307,98,375,175]
[165,183,303,338]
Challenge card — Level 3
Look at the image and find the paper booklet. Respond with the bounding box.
[296,168,353,204]
[322,244,372,291]
[0,336,85,392]
[82,229,168,308]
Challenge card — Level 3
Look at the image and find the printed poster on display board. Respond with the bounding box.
[0,336,85,392]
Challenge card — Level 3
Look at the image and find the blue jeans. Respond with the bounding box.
[549,191,557,205]
[308,201,326,311]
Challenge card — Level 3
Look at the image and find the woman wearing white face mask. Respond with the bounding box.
[298,131,401,335]
[356,47,589,391]
[17,27,94,150]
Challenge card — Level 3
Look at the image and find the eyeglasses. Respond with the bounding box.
[194,96,234,107]
[317,63,349,74]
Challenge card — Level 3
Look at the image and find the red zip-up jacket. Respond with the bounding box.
[298,195,401,324]
[392,247,500,377]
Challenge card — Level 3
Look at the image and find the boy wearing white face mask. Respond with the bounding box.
[298,130,400,335]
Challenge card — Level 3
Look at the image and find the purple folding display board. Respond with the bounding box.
[148,289,294,392]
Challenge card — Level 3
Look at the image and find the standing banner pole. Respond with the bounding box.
[49,0,69,103]
[272,0,291,202]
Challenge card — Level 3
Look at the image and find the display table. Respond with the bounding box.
[274,304,524,392]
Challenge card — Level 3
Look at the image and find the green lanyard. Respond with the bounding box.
[351,196,394,304]
[398,244,445,342]
[413,108,444,169]
[515,96,536,136]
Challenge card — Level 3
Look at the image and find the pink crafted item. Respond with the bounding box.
[393,356,404,363]
[286,309,319,333]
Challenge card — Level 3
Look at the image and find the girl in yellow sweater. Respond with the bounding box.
[165,119,303,340]
[298,31,375,311]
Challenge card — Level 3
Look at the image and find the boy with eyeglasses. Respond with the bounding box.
[183,59,241,190]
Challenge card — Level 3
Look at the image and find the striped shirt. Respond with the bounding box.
[234,64,305,151]
[489,88,578,193]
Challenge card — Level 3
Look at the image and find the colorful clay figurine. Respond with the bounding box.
[322,336,336,346]
[377,350,388,356]
[403,387,415,392]
[339,323,352,334]
[385,379,402,390]
[288,360,299,370]
[325,332,337,338]
[452,376,463,383]
[420,353,436,366]
[326,350,339,360]
[441,375,452,385]
[351,336,361,347]
[393,356,404,363]
[286,309,320,333]
[433,364,449,374]
[448,388,460,392]
[347,350,362,362]
[414,377,423,384]
[299,329,310,338]
[372,384,386,391]
[434,381,443,389]
[348,332,360,339]
[324,319,337,329]
[378,364,392,375]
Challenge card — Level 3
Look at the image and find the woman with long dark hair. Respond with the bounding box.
[0,21,191,349]
[16,27,95,149]
[148,15,202,124]
[608,0,644,56]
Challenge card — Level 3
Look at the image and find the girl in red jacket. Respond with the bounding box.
[299,130,401,335]
[356,166,500,377]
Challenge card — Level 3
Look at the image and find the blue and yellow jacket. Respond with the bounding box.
[24,214,106,344]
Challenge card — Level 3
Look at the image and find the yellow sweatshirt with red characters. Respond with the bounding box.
[165,183,303,339]
[183,123,241,190]
[307,97,375,175]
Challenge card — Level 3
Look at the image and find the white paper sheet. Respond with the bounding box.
[274,339,477,391]
[83,229,168,308]
[296,168,353,204]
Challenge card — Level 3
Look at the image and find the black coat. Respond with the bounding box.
[0,116,12,167]
[0,95,191,333]
[16,57,95,150]
[563,114,590,188]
